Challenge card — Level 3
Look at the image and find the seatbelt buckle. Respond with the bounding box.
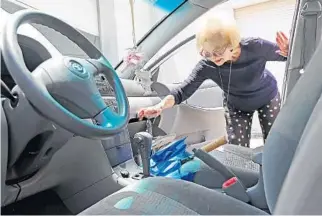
[222,177,250,203]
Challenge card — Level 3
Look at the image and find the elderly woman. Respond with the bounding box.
[138,16,289,147]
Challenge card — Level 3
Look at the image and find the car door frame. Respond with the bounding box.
[282,0,321,100]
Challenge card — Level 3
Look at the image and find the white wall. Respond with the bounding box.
[17,0,99,35]
[235,0,296,91]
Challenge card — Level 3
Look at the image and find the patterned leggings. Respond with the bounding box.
[224,93,281,147]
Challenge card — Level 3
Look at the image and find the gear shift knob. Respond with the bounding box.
[133,132,153,177]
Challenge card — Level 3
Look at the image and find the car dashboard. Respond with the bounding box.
[0,33,134,211]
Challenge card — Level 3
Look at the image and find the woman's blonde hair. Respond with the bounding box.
[196,16,241,54]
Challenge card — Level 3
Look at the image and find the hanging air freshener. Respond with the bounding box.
[123,48,144,66]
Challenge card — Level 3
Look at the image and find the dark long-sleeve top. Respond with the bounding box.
[170,37,287,111]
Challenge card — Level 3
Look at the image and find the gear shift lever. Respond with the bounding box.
[133,132,153,177]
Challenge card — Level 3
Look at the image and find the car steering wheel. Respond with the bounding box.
[2,10,129,139]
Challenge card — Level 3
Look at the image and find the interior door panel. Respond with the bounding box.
[166,104,226,145]
[159,82,225,145]
[186,80,223,108]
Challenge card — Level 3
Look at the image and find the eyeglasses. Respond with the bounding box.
[199,46,234,58]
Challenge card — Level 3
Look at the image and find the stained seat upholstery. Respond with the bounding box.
[80,26,322,215]
[80,177,267,215]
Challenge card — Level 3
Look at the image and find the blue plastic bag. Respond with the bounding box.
[150,137,201,181]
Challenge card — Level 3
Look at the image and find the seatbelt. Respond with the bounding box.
[301,0,322,67]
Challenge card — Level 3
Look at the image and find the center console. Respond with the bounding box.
[96,73,173,181]
[101,127,150,184]
[100,109,177,183]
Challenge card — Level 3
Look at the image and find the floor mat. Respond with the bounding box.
[1,190,72,215]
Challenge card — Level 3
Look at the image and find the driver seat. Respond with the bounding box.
[80,37,322,215]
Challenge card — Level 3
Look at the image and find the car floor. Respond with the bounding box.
[1,190,72,215]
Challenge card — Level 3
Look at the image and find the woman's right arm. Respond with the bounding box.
[170,62,207,105]
[138,62,207,119]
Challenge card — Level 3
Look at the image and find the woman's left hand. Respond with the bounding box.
[276,31,289,57]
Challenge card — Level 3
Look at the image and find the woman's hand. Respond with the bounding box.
[137,95,175,120]
[137,105,163,120]
[276,31,289,57]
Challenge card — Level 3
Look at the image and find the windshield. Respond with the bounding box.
[113,0,185,64]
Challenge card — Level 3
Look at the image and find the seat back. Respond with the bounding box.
[262,38,322,212]
[274,93,322,214]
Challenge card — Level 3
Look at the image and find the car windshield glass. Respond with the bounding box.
[113,0,185,64]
